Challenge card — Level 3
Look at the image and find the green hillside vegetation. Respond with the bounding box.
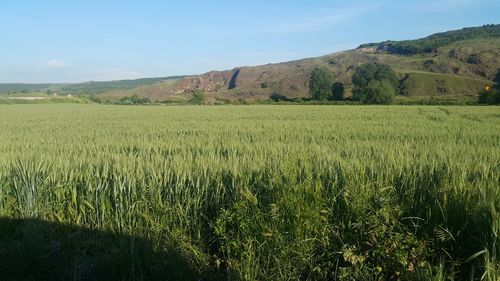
[0,76,185,96]
[60,76,185,95]
[399,72,489,96]
[359,24,500,55]
[0,83,63,94]
[97,77,183,102]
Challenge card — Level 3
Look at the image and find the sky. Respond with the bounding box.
[0,0,499,83]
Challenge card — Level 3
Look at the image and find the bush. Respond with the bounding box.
[269,92,290,102]
[309,67,334,101]
[190,91,205,105]
[117,95,151,105]
[89,95,103,103]
[423,59,435,68]
[466,54,482,64]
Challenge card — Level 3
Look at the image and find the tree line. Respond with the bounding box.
[309,64,500,105]
[309,63,398,104]
[478,70,500,104]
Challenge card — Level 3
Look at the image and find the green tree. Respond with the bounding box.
[494,69,500,86]
[191,90,205,105]
[360,80,395,104]
[118,95,151,105]
[479,69,500,104]
[352,63,398,104]
[478,90,498,104]
[331,82,345,101]
[309,67,333,101]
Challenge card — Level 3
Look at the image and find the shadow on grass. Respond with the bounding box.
[0,217,206,281]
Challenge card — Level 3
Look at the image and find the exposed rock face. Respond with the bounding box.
[170,62,319,98]
[376,43,413,55]
[175,70,234,92]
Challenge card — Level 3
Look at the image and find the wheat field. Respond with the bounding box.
[0,104,499,280]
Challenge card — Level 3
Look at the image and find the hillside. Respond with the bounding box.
[0,76,185,96]
[101,24,499,103]
[2,25,498,103]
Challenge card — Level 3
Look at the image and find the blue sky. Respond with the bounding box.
[1,0,498,83]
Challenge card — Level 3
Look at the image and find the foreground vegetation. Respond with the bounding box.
[0,105,499,280]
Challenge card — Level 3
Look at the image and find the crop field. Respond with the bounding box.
[0,104,499,280]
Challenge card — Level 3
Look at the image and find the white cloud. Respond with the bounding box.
[262,6,374,34]
[404,0,475,12]
[46,59,66,68]
[191,3,376,38]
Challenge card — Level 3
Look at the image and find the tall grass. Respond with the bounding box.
[0,104,498,280]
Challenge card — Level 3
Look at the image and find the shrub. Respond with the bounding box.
[423,59,435,68]
[117,95,151,105]
[466,54,482,64]
[90,95,103,103]
[191,91,205,105]
[269,92,290,102]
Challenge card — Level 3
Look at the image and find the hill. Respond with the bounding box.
[0,76,186,96]
[2,25,498,104]
[100,24,499,103]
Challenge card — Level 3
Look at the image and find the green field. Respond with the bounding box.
[0,104,499,280]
